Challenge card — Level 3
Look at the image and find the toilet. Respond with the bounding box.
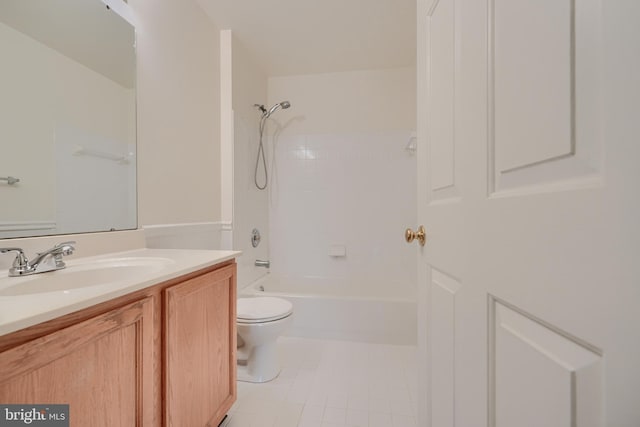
[236,297,293,383]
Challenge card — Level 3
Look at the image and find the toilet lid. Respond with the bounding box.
[237,297,293,323]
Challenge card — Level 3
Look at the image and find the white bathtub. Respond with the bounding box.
[240,274,417,345]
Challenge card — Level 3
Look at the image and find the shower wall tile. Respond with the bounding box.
[269,130,417,299]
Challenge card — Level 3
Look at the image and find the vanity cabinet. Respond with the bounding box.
[0,297,155,425]
[165,266,236,427]
[0,261,236,427]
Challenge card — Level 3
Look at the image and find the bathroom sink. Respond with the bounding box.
[0,257,174,296]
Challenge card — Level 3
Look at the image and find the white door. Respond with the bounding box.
[414,0,640,426]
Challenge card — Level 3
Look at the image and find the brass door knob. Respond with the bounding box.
[405,226,426,246]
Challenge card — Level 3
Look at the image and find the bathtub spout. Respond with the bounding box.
[255,260,270,268]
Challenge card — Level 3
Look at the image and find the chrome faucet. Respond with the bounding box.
[0,241,76,277]
[255,259,270,268]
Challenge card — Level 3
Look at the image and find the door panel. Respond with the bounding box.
[494,0,574,172]
[430,268,461,427]
[489,0,603,194]
[490,298,603,427]
[427,0,457,200]
[416,0,639,426]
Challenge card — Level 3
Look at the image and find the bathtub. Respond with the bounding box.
[240,274,417,345]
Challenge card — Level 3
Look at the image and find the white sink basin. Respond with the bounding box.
[0,257,175,296]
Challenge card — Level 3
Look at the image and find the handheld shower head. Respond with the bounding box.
[253,100,292,191]
[265,100,291,118]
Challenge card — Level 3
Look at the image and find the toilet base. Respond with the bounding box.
[237,364,280,383]
[236,341,281,383]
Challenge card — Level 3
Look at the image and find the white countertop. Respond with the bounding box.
[0,248,240,337]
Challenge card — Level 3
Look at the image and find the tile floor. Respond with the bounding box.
[226,337,418,427]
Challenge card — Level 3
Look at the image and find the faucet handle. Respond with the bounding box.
[53,240,76,260]
[53,241,76,255]
[0,247,29,271]
[55,241,76,249]
[0,247,25,254]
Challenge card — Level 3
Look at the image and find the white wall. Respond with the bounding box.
[230,35,271,288]
[268,67,416,134]
[267,67,417,298]
[133,0,221,227]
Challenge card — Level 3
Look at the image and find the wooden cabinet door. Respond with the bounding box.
[165,264,236,427]
[0,297,155,426]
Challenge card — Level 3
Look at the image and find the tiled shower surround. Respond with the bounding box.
[268,130,417,300]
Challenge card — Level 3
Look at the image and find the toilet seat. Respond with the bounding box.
[237,297,293,324]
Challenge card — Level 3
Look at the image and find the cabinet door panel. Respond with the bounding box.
[0,297,155,426]
[165,264,237,427]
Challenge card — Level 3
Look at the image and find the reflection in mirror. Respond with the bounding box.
[0,0,136,239]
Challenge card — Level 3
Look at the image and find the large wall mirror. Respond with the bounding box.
[0,0,136,239]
